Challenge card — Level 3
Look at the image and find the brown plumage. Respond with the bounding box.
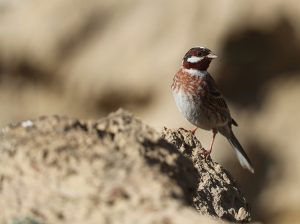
[172,46,254,173]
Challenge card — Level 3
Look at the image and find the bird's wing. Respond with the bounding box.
[202,74,237,126]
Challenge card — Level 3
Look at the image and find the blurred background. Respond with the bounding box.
[0,0,300,223]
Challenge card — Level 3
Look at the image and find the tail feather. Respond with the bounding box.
[227,132,254,173]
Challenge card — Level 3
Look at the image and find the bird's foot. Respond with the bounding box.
[190,127,198,135]
[200,148,212,160]
[178,127,197,135]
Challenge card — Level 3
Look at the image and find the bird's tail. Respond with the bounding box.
[219,127,254,173]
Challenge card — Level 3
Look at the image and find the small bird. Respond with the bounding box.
[171,46,254,173]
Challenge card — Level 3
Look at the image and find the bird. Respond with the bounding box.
[171,46,254,173]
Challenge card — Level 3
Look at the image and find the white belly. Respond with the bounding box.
[173,89,213,130]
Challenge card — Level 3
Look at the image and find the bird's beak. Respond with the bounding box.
[207,53,217,59]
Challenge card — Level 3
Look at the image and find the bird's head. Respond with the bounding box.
[182,46,217,71]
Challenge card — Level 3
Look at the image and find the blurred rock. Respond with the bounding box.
[250,77,300,224]
[0,109,251,223]
[217,17,300,109]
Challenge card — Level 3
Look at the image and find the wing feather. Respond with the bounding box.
[203,74,237,126]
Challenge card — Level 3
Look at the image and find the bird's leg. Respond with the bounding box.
[201,129,217,159]
[190,127,198,135]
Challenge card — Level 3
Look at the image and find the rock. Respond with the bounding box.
[0,109,251,224]
[162,128,251,222]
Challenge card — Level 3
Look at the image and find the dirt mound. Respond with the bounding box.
[0,109,251,223]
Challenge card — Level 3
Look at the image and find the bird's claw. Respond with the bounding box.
[178,127,197,135]
[200,148,212,160]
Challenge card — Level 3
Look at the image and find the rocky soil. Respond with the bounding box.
[0,110,251,224]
